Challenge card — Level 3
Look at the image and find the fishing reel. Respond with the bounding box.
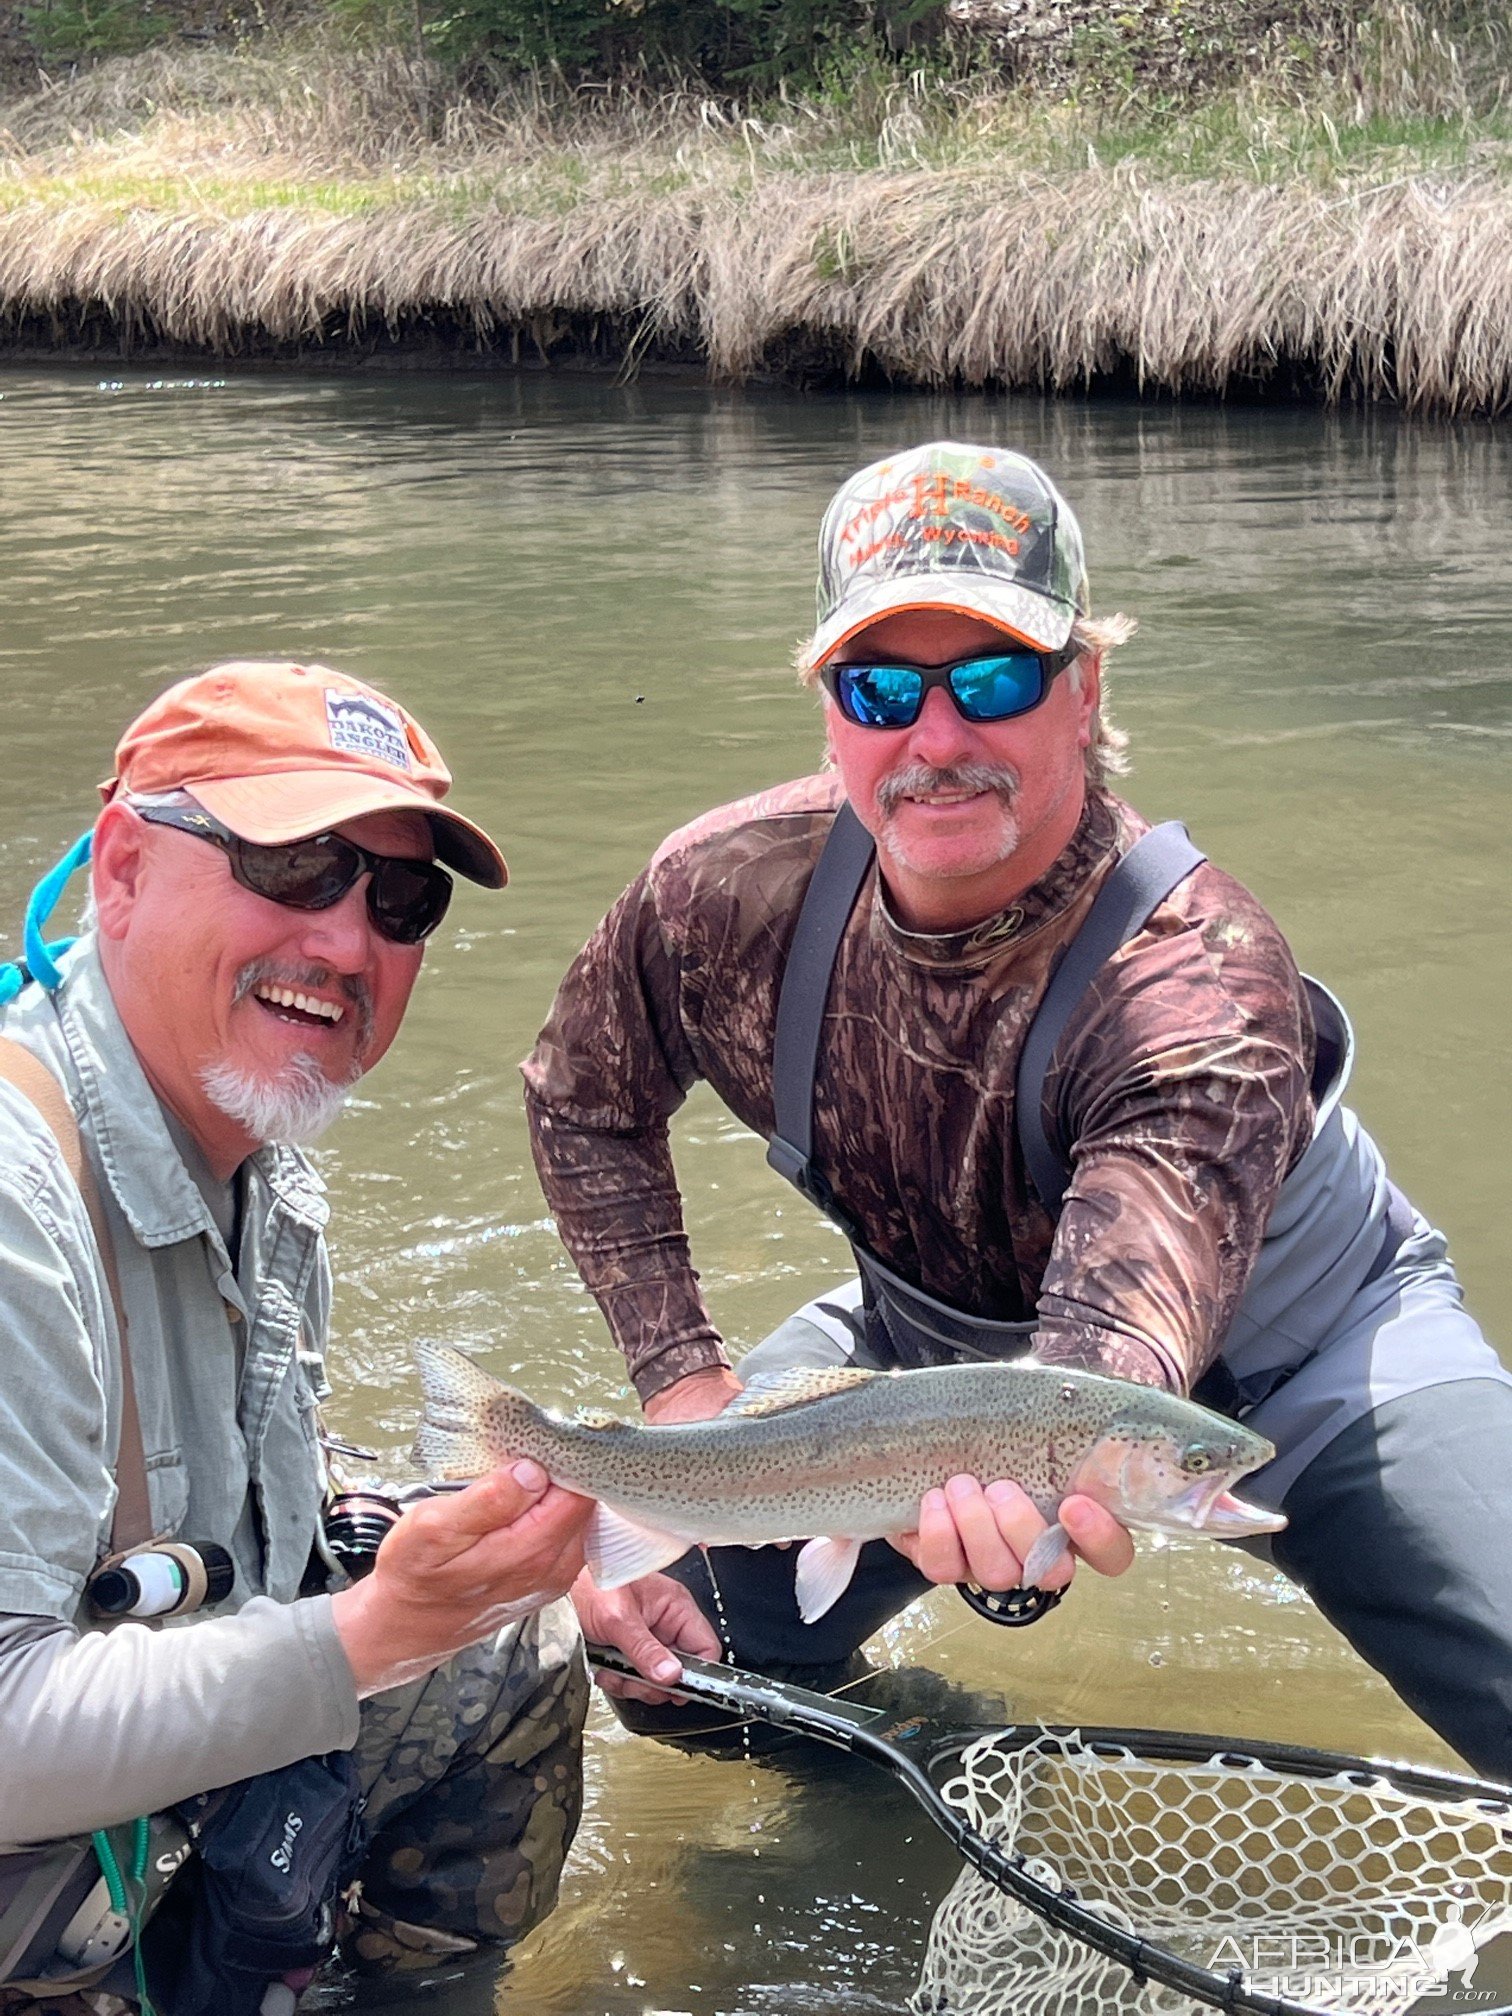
[316,1430,407,1581]
[322,1493,403,1580]
[956,1581,1065,1627]
[320,1480,461,1580]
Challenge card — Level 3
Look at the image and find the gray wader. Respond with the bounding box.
[666,811,1512,1778]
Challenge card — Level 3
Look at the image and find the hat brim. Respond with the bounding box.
[190,772,508,889]
[811,576,1075,664]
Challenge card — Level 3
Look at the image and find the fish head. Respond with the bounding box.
[1067,1403,1287,1541]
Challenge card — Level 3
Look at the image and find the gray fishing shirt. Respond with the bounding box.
[0,938,358,1847]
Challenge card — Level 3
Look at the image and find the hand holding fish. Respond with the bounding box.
[888,1474,1136,1592]
[412,1346,1284,1629]
[332,1460,592,1698]
[649,1371,1136,1592]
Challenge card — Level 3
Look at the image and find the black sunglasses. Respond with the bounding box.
[820,643,1078,731]
[135,802,452,945]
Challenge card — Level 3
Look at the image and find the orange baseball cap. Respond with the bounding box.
[100,661,507,889]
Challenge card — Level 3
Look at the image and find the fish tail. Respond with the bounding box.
[412,1340,543,1481]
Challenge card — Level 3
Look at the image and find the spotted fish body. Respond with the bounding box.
[412,1344,1286,1622]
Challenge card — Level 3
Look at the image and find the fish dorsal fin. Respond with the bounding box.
[724,1365,877,1419]
[572,1406,629,1431]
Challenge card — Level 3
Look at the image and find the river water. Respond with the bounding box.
[0,369,1508,2016]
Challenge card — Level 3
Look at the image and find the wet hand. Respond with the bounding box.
[643,1365,744,1425]
[332,1463,591,1698]
[574,1569,723,1704]
[887,1477,1135,1592]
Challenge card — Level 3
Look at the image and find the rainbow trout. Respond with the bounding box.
[412,1345,1286,1622]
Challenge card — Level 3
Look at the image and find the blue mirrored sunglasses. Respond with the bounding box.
[820,644,1077,731]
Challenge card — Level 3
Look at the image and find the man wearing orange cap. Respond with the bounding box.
[531,444,1512,1781]
[0,661,713,2009]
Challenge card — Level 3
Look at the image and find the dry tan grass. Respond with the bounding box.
[3,41,1512,410]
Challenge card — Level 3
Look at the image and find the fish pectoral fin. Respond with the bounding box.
[585,1505,692,1590]
[1020,1522,1071,1590]
[794,1537,864,1624]
[725,1366,877,1419]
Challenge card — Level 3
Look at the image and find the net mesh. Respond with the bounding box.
[913,1731,1512,2016]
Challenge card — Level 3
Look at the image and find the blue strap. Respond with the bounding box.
[1014,822,1207,1214]
[0,830,93,1005]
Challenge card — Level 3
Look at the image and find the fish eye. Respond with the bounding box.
[1180,1442,1216,1474]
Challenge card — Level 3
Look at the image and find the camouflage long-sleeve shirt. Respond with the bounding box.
[522,776,1316,1405]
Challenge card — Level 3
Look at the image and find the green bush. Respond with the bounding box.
[330,0,610,72]
[330,0,949,84]
[21,0,176,60]
[11,0,950,84]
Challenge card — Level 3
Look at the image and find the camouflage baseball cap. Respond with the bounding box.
[812,442,1089,661]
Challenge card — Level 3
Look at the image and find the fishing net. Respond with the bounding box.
[913,1729,1512,2016]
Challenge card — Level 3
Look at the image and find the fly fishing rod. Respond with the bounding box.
[587,1642,1512,2016]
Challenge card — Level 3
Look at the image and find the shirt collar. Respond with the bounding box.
[874,789,1124,972]
[53,938,328,1248]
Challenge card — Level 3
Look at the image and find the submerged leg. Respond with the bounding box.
[347,1599,588,1973]
[1273,1377,1512,1782]
[668,1531,930,1669]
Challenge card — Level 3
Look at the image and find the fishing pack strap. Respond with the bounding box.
[0,1842,104,1990]
[1014,823,1206,1214]
[765,801,875,1233]
[0,1816,192,1996]
[154,1752,369,2016]
[0,1038,153,1552]
[764,809,1209,1229]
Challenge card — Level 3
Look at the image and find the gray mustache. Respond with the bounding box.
[233,958,375,1053]
[875,762,1020,816]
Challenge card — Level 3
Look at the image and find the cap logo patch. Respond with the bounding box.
[325,690,412,772]
[839,475,1034,554]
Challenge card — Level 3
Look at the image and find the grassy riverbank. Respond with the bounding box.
[3,4,1512,408]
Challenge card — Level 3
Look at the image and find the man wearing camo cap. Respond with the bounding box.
[534,442,1512,1778]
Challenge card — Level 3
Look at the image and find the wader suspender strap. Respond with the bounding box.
[764,809,1207,1232]
[0,1037,154,1553]
[765,802,876,1234]
[1014,823,1206,1213]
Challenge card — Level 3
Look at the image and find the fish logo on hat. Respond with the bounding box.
[324,690,413,773]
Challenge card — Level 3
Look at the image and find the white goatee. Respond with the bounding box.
[200,1054,356,1147]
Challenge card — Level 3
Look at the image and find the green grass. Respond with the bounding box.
[3,24,1512,412]
[1059,102,1512,181]
[0,171,419,213]
[6,87,1511,225]
[3,9,1512,226]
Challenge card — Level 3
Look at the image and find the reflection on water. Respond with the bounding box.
[1,369,1508,2015]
